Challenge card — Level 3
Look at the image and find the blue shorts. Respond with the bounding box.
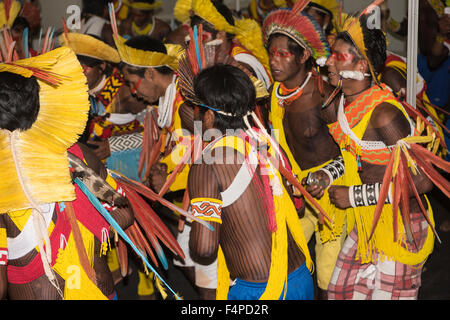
[227,263,314,300]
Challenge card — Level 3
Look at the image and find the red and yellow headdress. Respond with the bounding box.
[263,0,331,66]
[0,0,20,28]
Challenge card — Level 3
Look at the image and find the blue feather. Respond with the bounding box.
[23,27,29,58]
[74,178,181,300]
[193,25,203,71]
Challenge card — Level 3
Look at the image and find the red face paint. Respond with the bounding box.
[268,47,294,58]
[130,77,142,95]
[329,51,356,62]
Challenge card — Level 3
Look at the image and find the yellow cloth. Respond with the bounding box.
[53,221,108,300]
[137,270,155,296]
[7,208,107,300]
[0,228,6,248]
[209,135,313,300]
[300,206,346,289]
[332,98,435,265]
[269,86,347,243]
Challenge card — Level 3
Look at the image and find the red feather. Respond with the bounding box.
[291,0,311,15]
[368,148,395,241]
[401,153,441,243]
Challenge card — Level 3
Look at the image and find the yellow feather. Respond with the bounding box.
[0,47,89,212]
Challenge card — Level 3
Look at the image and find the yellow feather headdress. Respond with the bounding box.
[174,0,193,23]
[123,0,162,11]
[0,46,90,212]
[58,32,121,64]
[191,0,270,71]
[108,3,182,70]
[0,0,21,28]
[337,0,386,84]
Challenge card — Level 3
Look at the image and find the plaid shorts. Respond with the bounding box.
[328,212,429,300]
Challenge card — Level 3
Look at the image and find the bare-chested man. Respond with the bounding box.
[188,64,314,300]
[262,3,346,299]
[119,0,171,41]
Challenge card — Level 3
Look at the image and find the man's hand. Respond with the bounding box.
[302,170,330,199]
[328,185,351,209]
[148,163,168,193]
[88,140,111,161]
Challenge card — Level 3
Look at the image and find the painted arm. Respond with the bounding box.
[188,163,222,264]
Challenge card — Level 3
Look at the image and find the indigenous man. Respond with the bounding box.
[59,32,147,182]
[262,0,347,299]
[114,32,219,298]
[0,45,134,300]
[321,13,438,300]
[80,0,115,46]
[188,0,273,89]
[110,6,195,296]
[119,0,171,41]
[186,63,314,300]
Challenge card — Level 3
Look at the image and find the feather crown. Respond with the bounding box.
[336,0,387,84]
[0,33,90,211]
[263,0,331,65]
[59,31,121,64]
[122,0,162,11]
[178,25,268,112]
[108,3,182,70]
[191,0,270,70]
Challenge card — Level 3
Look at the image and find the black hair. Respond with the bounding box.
[336,15,387,74]
[82,0,109,17]
[190,1,235,41]
[12,16,31,33]
[267,33,315,71]
[123,36,173,76]
[0,72,40,132]
[194,64,256,132]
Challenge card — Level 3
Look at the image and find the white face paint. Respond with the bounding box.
[339,70,370,81]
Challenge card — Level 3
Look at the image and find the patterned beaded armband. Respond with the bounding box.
[190,198,223,224]
[348,183,393,208]
[317,156,345,185]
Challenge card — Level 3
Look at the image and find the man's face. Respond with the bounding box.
[122,66,162,104]
[131,9,150,27]
[326,39,362,87]
[82,63,105,90]
[268,35,301,83]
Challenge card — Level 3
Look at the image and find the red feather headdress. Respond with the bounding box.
[262,0,330,66]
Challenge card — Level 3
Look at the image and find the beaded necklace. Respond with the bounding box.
[275,72,312,106]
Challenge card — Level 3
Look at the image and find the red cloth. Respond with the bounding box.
[7,145,110,284]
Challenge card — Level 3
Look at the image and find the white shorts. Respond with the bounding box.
[172,223,218,289]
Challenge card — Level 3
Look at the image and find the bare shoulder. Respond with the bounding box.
[379,67,406,94]
[370,101,405,129]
